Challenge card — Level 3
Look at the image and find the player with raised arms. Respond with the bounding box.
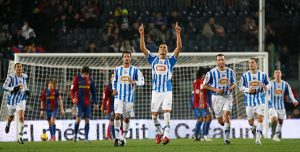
[139,22,182,145]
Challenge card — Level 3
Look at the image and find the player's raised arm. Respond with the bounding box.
[139,24,150,57]
[173,22,182,58]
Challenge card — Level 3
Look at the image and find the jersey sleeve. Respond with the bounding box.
[230,69,236,83]
[193,80,201,94]
[40,89,46,109]
[102,85,110,110]
[169,53,177,67]
[2,76,13,92]
[239,74,249,93]
[203,71,213,85]
[285,82,298,103]
[70,76,78,100]
[90,79,98,104]
[135,69,145,86]
[147,51,157,65]
[112,68,117,90]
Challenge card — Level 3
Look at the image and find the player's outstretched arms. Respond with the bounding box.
[139,24,150,57]
[173,22,182,58]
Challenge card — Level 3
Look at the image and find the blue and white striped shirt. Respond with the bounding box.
[113,65,144,102]
[3,73,29,107]
[239,70,270,106]
[203,67,236,95]
[268,80,298,110]
[147,51,177,92]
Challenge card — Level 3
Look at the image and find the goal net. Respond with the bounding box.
[0,52,268,122]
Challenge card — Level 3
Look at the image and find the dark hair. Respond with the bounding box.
[249,57,259,63]
[216,54,224,60]
[14,63,22,68]
[196,67,209,78]
[81,66,90,74]
[122,51,131,58]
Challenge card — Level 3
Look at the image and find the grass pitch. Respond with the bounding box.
[0,138,299,152]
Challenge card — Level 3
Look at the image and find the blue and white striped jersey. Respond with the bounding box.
[2,73,29,107]
[147,51,177,92]
[203,67,236,96]
[113,65,144,102]
[239,70,270,106]
[268,80,298,110]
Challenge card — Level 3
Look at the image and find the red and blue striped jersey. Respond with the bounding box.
[70,74,97,106]
[40,88,60,111]
[193,78,208,108]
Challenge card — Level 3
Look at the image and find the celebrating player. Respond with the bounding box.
[3,63,30,144]
[112,51,145,146]
[40,79,65,141]
[268,69,298,141]
[101,72,116,140]
[70,66,99,143]
[139,22,182,145]
[203,54,236,145]
[239,57,270,145]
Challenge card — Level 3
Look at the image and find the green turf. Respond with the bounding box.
[0,138,299,152]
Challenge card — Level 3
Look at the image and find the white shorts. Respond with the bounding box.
[151,91,172,112]
[114,99,135,118]
[7,100,26,116]
[269,108,287,120]
[211,95,233,118]
[246,105,265,120]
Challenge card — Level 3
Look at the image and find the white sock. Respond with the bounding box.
[163,112,171,138]
[18,122,24,138]
[256,122,263,140]
[275,123,282,135]
[114,119,121,139]
[224,122,230,140]
[122,121,130,139]
[152,115,163,135]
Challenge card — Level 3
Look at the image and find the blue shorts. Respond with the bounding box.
[194,108,209,118]
[77,104,91,118]
[47,109,58,121]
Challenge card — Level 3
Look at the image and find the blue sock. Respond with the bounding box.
[205,121,211,136]
[110,124,115,139]
[84,123,90,140]
[53,124,56,136]
[74,122,79,135]
[49,125,53,136]
[194,121,202,137]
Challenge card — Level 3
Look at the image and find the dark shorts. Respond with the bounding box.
[194,108,210,118]
[77,104,91,118]
[47,108,58,121]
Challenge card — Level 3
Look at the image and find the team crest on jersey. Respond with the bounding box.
[155,64,167,75]
[219,78,229,86]
[121,76,130,83]
[275,89,283,96]
[249,80,260,89]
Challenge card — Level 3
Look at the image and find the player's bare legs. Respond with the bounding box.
[120,117,130,146]
[17,110,25,144]
[222,110,231,144]
[152,112,163,144]
[255,114,264,145]
[273,118,283,141]
[114,113,122,146]
[270,116,278,138]
[162,110,171,145]
[5,115,14,133]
